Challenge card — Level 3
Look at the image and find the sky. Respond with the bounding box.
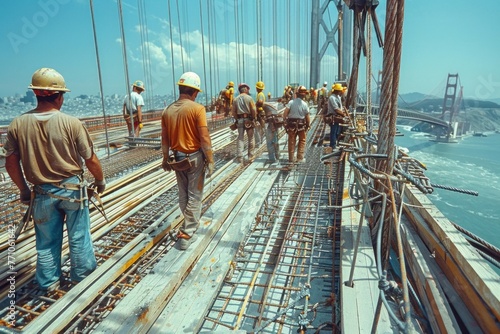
[1,0,500,105]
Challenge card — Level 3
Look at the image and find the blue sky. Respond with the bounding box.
[2,0,500,103]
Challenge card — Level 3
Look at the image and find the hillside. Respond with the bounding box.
[455,108,500,132]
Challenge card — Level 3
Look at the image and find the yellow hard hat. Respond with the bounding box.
[178,72,202,92]
[228,81,234,87]
[29,68,70,96]
[333,83,343,91]
[256,81,265,90]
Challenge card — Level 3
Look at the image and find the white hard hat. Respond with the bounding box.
[177,72,202,92]
[323,81,328,86]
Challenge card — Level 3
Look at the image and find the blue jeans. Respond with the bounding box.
[329,123,341,148]
[33,176,97,288]
[265,124,280,161]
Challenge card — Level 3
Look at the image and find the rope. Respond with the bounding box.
[199,0,209,105]
[430,183,478,196]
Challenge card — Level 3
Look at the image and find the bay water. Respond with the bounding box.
[395,126,500,249]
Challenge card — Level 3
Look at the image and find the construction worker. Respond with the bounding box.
[283,86,310,163]
[310,87,317,105]
[232,83,257,163]
[223,81,235,116]
[317,81,328,114]
[4,68,105,291]
[263,102,282,163]
[267,91,272,100]
[254,81,266,146]
[161,72,215,250]
[123,80,145,137]
[326,83,347,149]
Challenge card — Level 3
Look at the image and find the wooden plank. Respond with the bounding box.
[92,162,270,333]
[404,187,500,333]
[401,216,464,333]
[23,205,180,333]
[149,166,279,333]
[340,202,395,334]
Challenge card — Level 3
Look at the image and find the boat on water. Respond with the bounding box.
[0,1,499,333]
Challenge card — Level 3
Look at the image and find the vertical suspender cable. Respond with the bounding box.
[240,0,246,80]
[137,0,152,109]
[168,0,177,100]
[206,0,214,99]
[296,0,300,83]
[89,0,110,158]
[199,0,208,106]
[366,12,372,114]
[234,0,241,83]
[117,0,135,138]
[175,0,185,72]
[257,0,262,81]
[286,0,290,84]
[273,0,277,95]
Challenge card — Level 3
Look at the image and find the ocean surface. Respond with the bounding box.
[395,126,500,250]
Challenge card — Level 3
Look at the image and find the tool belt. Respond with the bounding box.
[324,114,334,125]
[285,118,306,132]
[167,150,201,171]
[269,114,284,128]
[237,113,250,119]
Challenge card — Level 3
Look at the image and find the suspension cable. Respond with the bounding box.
[117,0,134,137]
[199,0,208,105]
[89,0,110,158]
[175,0,185,72]
[167,0,177,100]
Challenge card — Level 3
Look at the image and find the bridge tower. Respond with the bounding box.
[440,73,462,140]
[310,0,352,88]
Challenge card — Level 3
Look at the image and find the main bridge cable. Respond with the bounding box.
[89,0,110,158]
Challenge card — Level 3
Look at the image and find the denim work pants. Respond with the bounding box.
[174,152,206,237]
[329,123,341,148]
[236,119,255,159]
[33,176,97,289]
[265,124,280,161]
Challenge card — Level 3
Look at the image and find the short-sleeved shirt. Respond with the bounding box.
[4,111,94,184]
[286,98,309,119]
[123,91,144,113]
[162,99,207,154]
[256,91,266,107]
[327,94,342,115]
[233,93,255,115]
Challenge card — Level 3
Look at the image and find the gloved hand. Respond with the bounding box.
[206,162,215,177]
[90,179,106,194]
[20,189,31,205]
[139,123,143,129]
[162,158,172,172]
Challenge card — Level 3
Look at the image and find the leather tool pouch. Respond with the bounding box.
[244,119,254,129]
[229,122,237,131]
[167,158,192,171]
[324,114,333,124]
[272,114,284,128]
